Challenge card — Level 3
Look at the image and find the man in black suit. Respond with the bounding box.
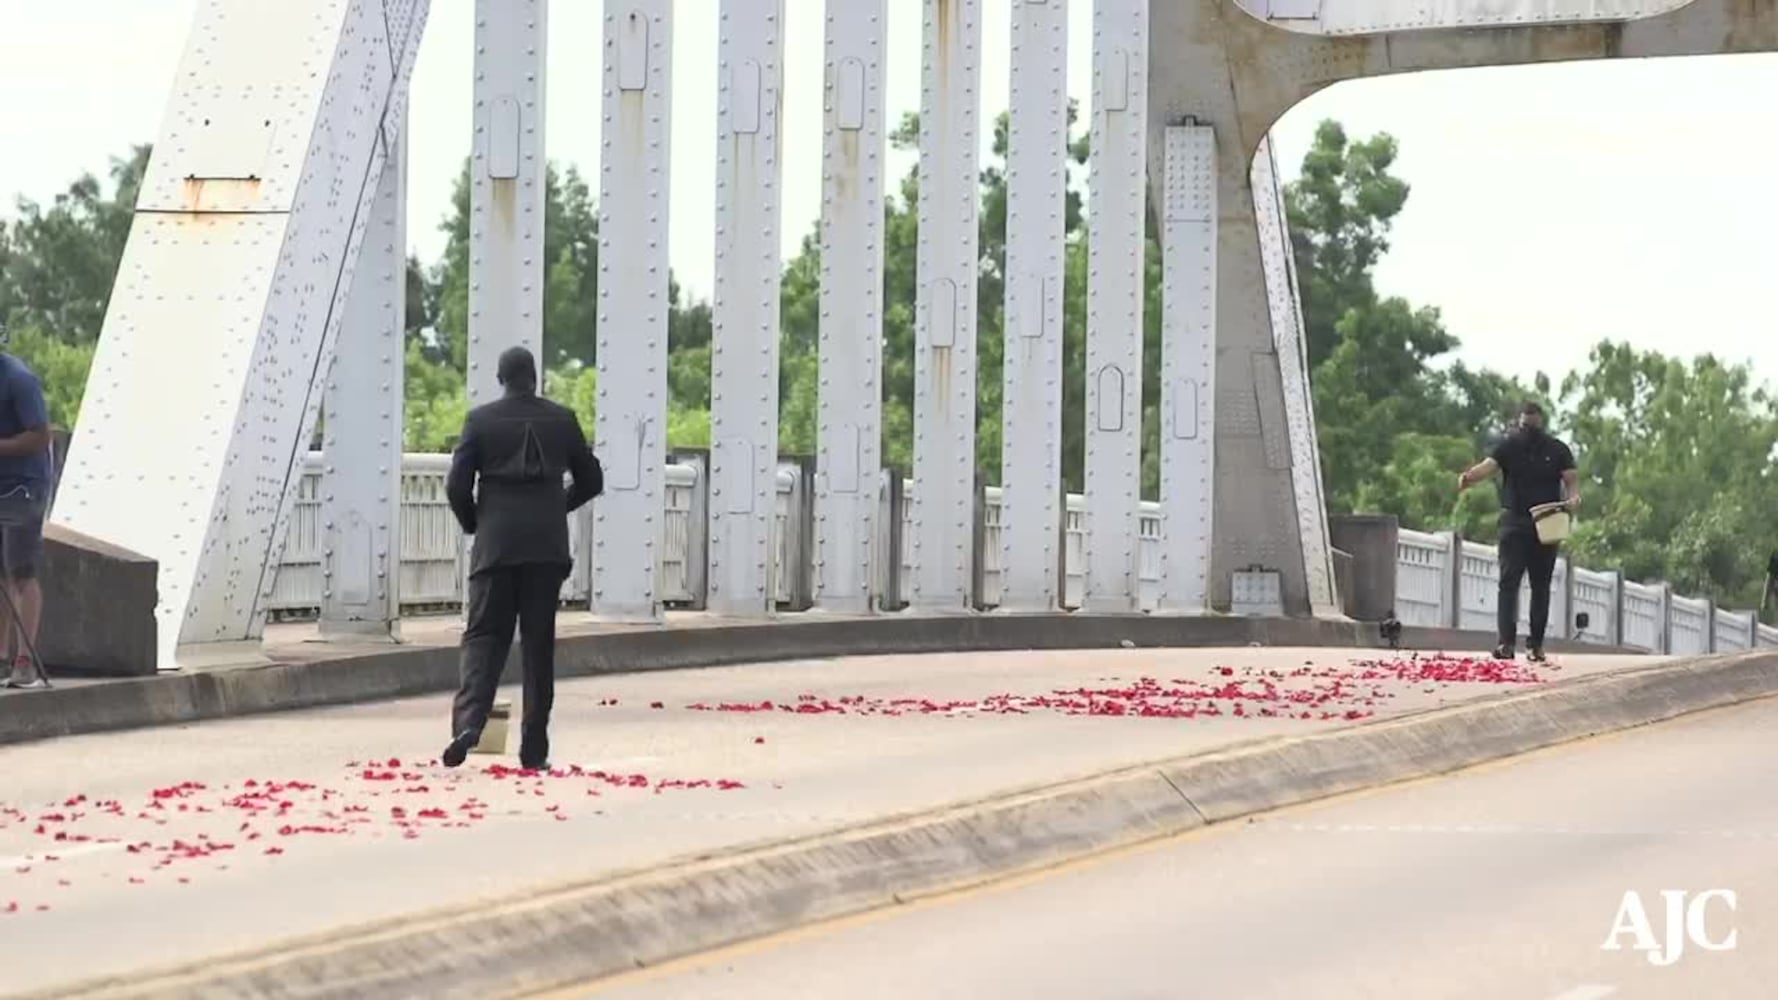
[1457,401,1580,663]
[442,346,602,769]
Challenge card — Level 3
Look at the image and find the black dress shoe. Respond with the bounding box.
[1527,646,1547,663]
[1492,644,1514,660]
[441,731,477,768]
[520,730,549,772]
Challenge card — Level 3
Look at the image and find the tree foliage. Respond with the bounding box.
[0,145,149,347]
[1286,121,1545,542]
[1558,344,1778,602]
[5,122,1775,605]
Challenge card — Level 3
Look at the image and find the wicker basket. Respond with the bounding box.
[1531,502,1572,544]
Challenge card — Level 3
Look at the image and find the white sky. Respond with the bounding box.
[3,0,1777,392]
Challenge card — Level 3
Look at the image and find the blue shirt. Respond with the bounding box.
[0,354,52,490]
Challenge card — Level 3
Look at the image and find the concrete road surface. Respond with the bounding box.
[0,646,1652,993]
[572,696,1778,1000]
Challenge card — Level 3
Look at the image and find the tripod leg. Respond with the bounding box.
[0,577,48,689]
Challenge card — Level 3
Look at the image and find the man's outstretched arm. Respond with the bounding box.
[1456,457,1498,493]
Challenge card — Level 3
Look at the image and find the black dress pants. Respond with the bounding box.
[1497,525,1559,649]
[452,563,567,762]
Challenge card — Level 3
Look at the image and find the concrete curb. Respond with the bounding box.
[30,650,1775,1000]
[0,612,1623,747]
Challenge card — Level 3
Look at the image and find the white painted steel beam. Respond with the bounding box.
[911,0,982,614]
[1148,0,1778,619]
[1157,124,1215,614]
[319,128,409,641]
[812,0,887,615]
[1082,0,1148,613]
[1251,136,1338,616]
[469,0,546,405]
[708,0,786,617]
[1243,0,1691,36]
[997,0,1068,613]
[53,0,430,669]
[593,2,673,623]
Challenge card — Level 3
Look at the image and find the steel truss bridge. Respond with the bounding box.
[50,0,1778,669]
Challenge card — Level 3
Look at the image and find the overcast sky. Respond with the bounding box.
[4,0,1777,394]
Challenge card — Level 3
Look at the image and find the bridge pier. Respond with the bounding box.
[1156,123,1218,614]
[467,0,546,408]
[318,130,408,643]
[996,0,1070,614]
[593,2,674,624]
[812,0,888,616]
[1080,0,1152,615]
[708,0,787,618]
[910,0,984,615]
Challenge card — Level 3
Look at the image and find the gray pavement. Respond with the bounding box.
[574,695,1778,1000]
[0,646,1653,993]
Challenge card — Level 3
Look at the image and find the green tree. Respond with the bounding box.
[1286,120,1538,535]
[403,341,466,450]
[775,231,822,455]
[1,145,150,344]
[1285,122,1408,371]
[4,326,96,428]
[1559,342,1778,603]
[427,160,601,370]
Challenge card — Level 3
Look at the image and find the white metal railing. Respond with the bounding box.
[1620,582,1664,653]
[1390,527,1767,655]
[1714,608,1754,651]
[267,453,1775,656]
[1669,595,1710,655]
[1569,567,1618,646]
[1393,529,1451,628]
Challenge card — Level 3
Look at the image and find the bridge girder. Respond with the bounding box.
[53,0,429,668]
[1147,0,1778,616]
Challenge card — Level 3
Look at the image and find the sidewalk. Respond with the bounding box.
[0,607,1633,749]
[0,643,1662,994]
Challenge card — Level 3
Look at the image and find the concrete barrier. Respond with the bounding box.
[36,523,158,677]
[1329,514,1399,622]
[0,612,1630,748]
[34,650,1776,1000]
[1331,547,1355,618]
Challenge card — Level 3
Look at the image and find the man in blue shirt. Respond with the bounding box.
[0,325,54,689]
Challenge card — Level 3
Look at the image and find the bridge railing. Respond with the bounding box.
[266,453,1778,654]
[1394,527,1778,654]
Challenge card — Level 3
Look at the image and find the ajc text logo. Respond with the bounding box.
[1602,889,1737,967]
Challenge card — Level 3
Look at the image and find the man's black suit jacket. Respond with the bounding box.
[445,392,603,578]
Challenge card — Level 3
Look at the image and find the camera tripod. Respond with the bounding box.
[0,578,48,689]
